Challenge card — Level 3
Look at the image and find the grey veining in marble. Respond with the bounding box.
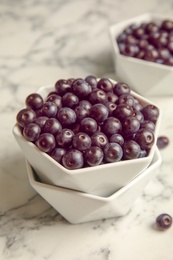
[1,0,173,259]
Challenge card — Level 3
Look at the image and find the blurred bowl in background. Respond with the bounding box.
[109,13,173,96]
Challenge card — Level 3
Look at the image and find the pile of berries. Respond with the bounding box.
[117,19,173,66]
[16,76,159,170]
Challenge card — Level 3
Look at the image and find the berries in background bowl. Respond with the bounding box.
[109,13,173,96]
[117,18,173,66]
[13,77,161,196]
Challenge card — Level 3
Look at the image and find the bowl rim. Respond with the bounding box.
[26,147,162,201]
[13,79,161,176]
[109,12,173,71]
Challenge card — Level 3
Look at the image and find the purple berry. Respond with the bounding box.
[156,213,172,230]
[72,132,91,151]
[113,104,133,121]
[46,94,62,110]
[25,93,43,110]
[109,133,124,146]
[97,78,113,92]
[56,128,74,148]
[36,133,56,153]
[74,106,89,122]
[50,147,66,163]
[55,79,71,96]
[42,118,62,135]
[85,75,97,90]
[90,103,108,123]
[157,136,169,149]
[122,116,140,135]
[113,82,130,96]
[80,117,97,135]
[141,104,159,124]
[102,117,122,136]
[62,92,79,108]
[57,107,76,125]
[62,149,84,169]
[88,89,107,104]
[104,143,123,163]
[72,78,91,98]
[84,146,104,166]
[34,116,48,129]
[91,131,108,149]
[42,101,57,118]
[135,128,155,150]
[123,140,141,159]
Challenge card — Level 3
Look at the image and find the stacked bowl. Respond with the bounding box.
[13,77,162,224]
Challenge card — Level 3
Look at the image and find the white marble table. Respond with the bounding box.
[1,0,173,259]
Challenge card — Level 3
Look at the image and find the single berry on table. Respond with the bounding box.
[156,213,172,230]
[16,108,36,128]
[157,136,169,149]
[23,123,41,142]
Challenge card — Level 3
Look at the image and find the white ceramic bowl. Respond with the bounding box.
[26,148,162,224]
[13,81,161,197]
[109,13,173,96]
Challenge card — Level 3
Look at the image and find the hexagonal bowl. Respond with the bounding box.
[109,13,173,96]
[26,148,162,224]
[13,80,161,197]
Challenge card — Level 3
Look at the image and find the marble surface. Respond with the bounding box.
[1,0,173,259]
